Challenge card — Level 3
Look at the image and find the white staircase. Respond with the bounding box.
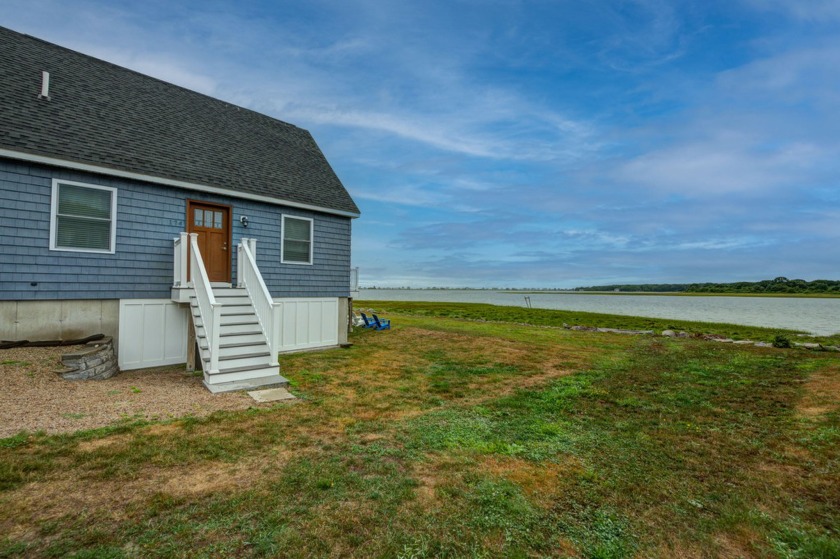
[181,233,287,394]
[190,287,288,393]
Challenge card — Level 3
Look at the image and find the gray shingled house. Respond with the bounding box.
[0,27,360,392]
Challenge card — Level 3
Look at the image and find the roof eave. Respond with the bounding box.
[0,148,361,219]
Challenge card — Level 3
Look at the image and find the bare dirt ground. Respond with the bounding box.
[0,345,264,438]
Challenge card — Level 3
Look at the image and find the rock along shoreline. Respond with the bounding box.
[562,324,840,352]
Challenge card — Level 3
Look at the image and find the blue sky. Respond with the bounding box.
[4,0,839,287]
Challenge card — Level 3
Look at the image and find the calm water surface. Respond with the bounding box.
[359,289,840,336]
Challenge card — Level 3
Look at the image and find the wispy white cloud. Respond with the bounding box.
[280,101,597,161]
[716,43,840,104]
[615,139,823,195]
[352,183,452,208]
[743,0,840,22]
[595,0,688,71]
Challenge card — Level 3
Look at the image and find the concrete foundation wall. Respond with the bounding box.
[0,299,119,341]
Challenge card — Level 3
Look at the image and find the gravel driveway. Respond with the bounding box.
[0,345,264,438]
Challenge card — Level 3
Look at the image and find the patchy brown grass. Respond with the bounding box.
[479,455,583,507]
[712,529,764,559]
[797,363,840,418]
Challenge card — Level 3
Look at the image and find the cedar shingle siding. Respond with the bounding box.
[0,160,352,300]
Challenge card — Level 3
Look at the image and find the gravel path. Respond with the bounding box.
[0,345,265,438]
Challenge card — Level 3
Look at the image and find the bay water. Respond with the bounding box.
[358,289,840,336]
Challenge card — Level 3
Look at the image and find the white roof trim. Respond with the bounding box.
[0,148,361,219]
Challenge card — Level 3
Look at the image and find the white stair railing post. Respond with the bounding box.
[173,232,189,287]
[272,303,282,364]
[173,237,179,286]
[236,239,246,288]
[248,237,257,258]
[179,232,188,286]
[210,304,221,373]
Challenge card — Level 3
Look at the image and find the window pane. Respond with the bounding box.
[214,211,223,229]
[283,239,311,263]
[56,216,111,250]
[284,217,311,241]
[194,208,203,226]
[58,184,111,219]
[204,210,213,227]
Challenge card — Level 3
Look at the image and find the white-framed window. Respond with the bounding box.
[281,215,313,265]
[49,179,117,253]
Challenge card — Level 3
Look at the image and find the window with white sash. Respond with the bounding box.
[50,179,117,253]
[281,215,313,264]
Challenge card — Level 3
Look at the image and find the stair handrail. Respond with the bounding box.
[238,239,279,363]
[188,233,221,374]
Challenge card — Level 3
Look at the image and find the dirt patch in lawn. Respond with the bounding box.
[1,452,285,541]
[797,364,840,418]
[0,345,265,438]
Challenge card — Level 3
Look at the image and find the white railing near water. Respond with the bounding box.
[189,233,221,374]
[237,238,280,363]
[172,232,188,287]
[350,266,360,293]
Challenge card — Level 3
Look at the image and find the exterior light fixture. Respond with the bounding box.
[240,216,249,227]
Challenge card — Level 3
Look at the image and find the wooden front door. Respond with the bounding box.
[187,201,231,283]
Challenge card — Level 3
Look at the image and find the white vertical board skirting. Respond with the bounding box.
[118,299,188,370]
[273,297,339,352]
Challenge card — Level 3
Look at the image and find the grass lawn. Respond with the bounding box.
[1,303,838,558]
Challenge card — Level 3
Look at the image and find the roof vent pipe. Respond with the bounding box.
[39,71,50,100]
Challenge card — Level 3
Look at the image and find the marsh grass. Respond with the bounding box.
[0,304,837,557]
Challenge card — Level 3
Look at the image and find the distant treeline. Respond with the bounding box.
[575,277,840,294]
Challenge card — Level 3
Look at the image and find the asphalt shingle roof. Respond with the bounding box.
[0,26,360,216]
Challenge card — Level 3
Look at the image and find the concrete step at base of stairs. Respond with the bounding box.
[203,371,289,394]
[203,364,286,388]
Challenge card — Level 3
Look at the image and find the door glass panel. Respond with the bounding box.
[204,210,213,227]
[214,211,223,229]
[193,208,203,227]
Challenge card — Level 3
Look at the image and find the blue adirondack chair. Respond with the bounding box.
[359,312,376,328]
[372,314,391,330]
